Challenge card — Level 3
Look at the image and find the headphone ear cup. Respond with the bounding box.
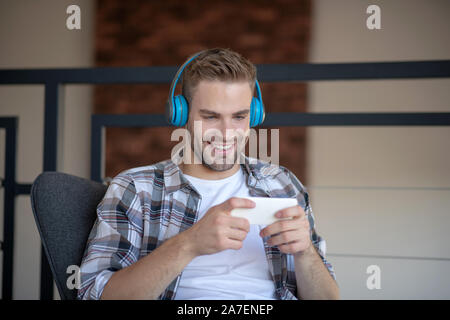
[258,99,265,125]
[250,98,256,127]
[173,95,189,127]
[178,95,189,127]
[250,98,264,127]
[173,95,182,126]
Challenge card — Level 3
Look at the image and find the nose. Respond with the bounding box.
[218,118,229,135]
[216,118,239,143]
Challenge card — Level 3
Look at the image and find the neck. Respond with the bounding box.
[179,162,241,180]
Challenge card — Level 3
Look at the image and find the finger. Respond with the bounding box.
[274,205,305,220]
[229,216,250,232]
[267,230,303,247]
[278,240,308,254]
[260,218,303,238]
[223,197,256,212]
[224,238,244,251]
[226,227,249,241]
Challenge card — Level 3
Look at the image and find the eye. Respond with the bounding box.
[203,115,217,120]
[234,115,246,120]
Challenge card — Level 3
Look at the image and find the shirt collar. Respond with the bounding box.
[164,147,270,194]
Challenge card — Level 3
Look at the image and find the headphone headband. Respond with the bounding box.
[167,52,203,114]
[166,50,265,127]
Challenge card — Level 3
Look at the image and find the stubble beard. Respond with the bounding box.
[187,122,245,172]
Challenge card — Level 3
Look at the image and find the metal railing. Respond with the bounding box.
[1,59,449,300]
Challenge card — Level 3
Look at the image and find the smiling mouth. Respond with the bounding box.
[205,141,236,155]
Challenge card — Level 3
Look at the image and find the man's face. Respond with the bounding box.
[186,80,253,172]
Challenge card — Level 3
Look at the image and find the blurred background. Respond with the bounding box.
[0,0,449,299]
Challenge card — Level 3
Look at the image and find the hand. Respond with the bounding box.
[259,205,312,256]
[184,197,255,257]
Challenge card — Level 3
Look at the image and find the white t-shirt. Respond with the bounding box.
[174,167,277,300]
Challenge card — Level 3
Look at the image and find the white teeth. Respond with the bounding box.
[213,144,233,150]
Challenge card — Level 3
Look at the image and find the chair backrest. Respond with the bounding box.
[30,171,107,300]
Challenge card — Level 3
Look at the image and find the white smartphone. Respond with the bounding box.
[230,197,298,225]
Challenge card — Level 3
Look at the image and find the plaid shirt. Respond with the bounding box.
[77,154,336,300]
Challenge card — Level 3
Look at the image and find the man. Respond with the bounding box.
[77,48,339,300]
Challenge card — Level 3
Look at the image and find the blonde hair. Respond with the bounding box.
[181,48,257,103]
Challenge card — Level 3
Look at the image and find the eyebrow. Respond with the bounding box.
[199,109,250,116]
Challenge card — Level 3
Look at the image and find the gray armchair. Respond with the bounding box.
[30,172,107,300]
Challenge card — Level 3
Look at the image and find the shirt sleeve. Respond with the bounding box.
[283,167,337,282]
[77,173,143,300]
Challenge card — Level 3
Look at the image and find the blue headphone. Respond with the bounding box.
[165,51,265,127]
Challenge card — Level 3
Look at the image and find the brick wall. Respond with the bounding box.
[94,0,311,183]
